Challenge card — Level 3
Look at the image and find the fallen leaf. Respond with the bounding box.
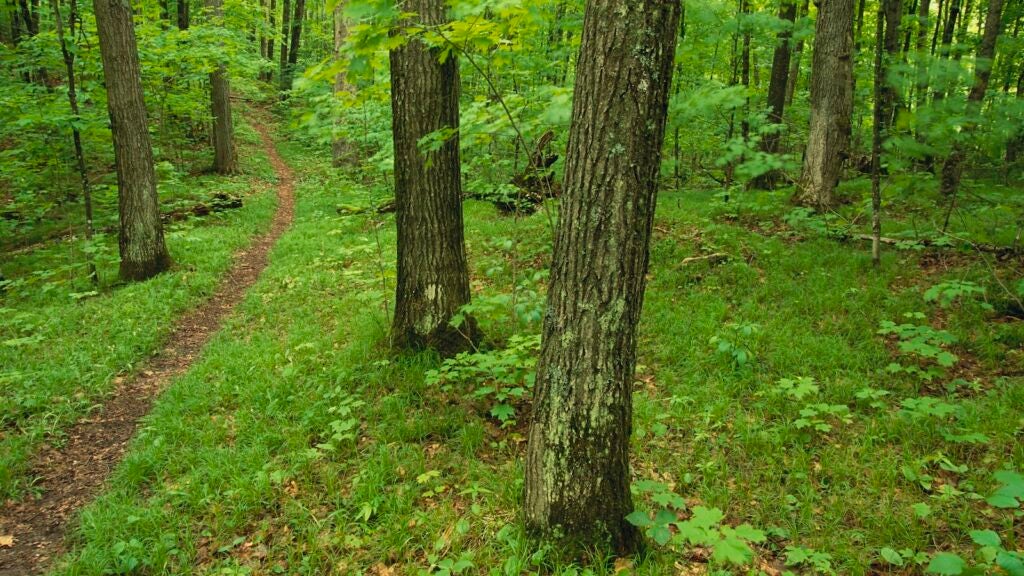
[0,535,13,547]
[614,557,633,574]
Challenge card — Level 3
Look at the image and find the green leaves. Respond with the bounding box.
[986,470,1024,509]
[926,552,966,575]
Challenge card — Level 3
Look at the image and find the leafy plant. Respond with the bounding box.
[924,281,988,309]
[878,313,959,381]
[710,322,760,370]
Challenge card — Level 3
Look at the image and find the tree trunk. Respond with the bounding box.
[741,0,751,143]
[786,0,812,105]
[279,0,291,87]
[280,0,304,93]
[795,0,856,210]
[915,0,932,112]
[524,0,680,555]
[1006,61,1023,165]
[264,0,276,82]
[208,0,238,174]
[752,0,798,189]
[177,0,189,30]
[52,0,97,282]
[872,0,903,266]
[93,0,172,281]
[389,0,478,354]
[938,0,1005,197]
[332,1,356,165]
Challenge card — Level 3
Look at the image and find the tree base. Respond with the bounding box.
[120,253,172,282]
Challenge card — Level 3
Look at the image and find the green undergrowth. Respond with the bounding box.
[0,111,278,499]
[49,134,1024,575]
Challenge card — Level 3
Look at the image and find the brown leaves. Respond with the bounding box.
[0,534,13,547]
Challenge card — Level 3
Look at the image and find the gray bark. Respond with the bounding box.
[208,0,238,174]
[524,0,681,555]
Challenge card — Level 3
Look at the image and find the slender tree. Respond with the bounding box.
[280,0,304,92]
[1007,61,1024,166]
[752,0,798,189]
[264,0,276,82]
[389,0,478,353]
[93,0,172,280]
[208,0,238,174]
[279,0,291,87]
[51,0,96,282]
[332,0,356,165]
[177,0,189,30]
[872,0,904,266]
[524,0,681,554]
[939,0,1005,200]
[796,0,856,209]
[786,0,812,105]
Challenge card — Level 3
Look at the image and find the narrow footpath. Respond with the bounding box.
[0,120,295,575]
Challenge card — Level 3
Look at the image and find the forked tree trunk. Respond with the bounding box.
[332,1,356,165]
[752,0,798,189]
[524,0,680,555]
[93,0,172,281]
[796,0,856,210]
[389,0,478,354]
[208,0,238,174]
[938,0,1005,197]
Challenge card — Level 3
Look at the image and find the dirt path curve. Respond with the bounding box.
[0,120,294,576]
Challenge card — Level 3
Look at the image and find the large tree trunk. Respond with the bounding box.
[938,0,1005,197]
[208,0,238,174]
[795,0,856,210]
[332,1,356,165]
[93,0,172,281]
[389,0,477,354]
[752,0,798,189]
[524,0,680,555]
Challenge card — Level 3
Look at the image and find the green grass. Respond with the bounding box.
[0,113,278,499]
[39,134,1024,575]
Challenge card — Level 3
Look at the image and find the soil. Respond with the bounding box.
[0,120,295,576]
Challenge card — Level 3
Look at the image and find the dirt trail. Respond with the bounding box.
[0,121,295,575]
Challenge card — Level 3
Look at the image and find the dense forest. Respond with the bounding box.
[1,0,1024,573]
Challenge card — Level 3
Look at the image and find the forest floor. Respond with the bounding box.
[1,114,1023,575]
[0,113,294,574]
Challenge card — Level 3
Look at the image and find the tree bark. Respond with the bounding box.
[208,0,238,174]
[786,0,812,105]
[52,0,97,282]
[332,1,356,165]
[279,0,291,87]
[938,0,1005,197]
[93,0,172,281]
[795,0,856,210]
[872,0,903,266]
[280,0,304,93]
[389,0,478,354]
[264,0,276,82]
[752,0,798,189]
[177,0,189,30]
[524,0,680,555]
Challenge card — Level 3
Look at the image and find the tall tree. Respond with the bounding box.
[264,0,276,82]
[524,0,681,554]
[280,0,304,92]
[332,0,356,165]
[938,0,1006,198]
[872,0,904,266]
[208,0,238,174]
[1007,61,1024,166]
[51,0,96,282]
[752,0,798,189]
[786,0,812,105]
[795,0,856,209]
[93,0,172,280]
[279,0,291,87]
[177,0,189,30]
[389,0,478,353]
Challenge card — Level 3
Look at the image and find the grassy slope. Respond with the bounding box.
[0,115,278,499]
[50,136,1024,575]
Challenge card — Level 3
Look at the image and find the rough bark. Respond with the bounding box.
[524,0,680,555]
[208,0,238,174]
[938,0,1005,196]
[332,1,356,166]
[795,0,856,210]
[93,0,172,281]
[389,0,477,354]
[752,0,798,189]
